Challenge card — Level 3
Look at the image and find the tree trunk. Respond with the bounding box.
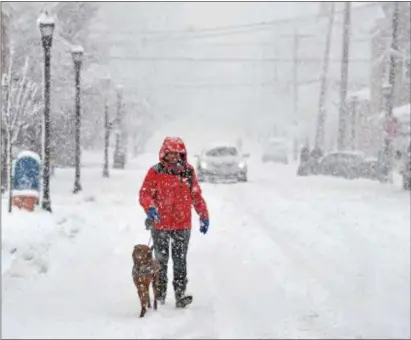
[7,129,12,213]
[337,2,352,151]
[315,3,335,149]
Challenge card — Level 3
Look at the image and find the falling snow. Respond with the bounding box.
[1,2,410,339]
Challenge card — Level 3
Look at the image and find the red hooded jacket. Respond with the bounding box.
[139,137,209,231]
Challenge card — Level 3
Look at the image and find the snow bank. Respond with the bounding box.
[2,209,55,277]
[1,206,80,278]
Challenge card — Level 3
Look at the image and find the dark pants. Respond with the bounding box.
[151,228,191,299]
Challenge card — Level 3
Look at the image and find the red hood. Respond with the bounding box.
[159,137,188,163]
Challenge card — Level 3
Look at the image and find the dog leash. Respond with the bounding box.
[145,218,154,249]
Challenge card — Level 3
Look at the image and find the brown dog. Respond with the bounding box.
[132,244,161,318]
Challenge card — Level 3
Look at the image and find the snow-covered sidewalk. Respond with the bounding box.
[2,156,410,339]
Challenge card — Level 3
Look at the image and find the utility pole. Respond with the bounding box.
[102,77,111,177]
[386,2,399,122]
[383,1,399,180]
[337,2,352,150]
[349,96,358,150]
[290,30,314,159]
[113,86,125,169]
[292,28,299,161]
[315,2,335,150]
[103,101,110,177]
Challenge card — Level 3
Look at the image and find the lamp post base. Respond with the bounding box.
[103,167,109,178]
[73,182,82,194]
[41,198,52,212]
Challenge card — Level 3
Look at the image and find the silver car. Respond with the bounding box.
[195,145,249,182]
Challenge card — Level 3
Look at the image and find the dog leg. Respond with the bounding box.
[153,272,159,310]
[137,283,147,318]
[143,284,151,314]
[147,286,152,309]
[139,307,147,318]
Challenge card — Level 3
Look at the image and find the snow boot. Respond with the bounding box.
[157,290,167,305]
[175,292,193,308]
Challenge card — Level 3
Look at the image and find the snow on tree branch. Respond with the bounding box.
[2,53,40,146]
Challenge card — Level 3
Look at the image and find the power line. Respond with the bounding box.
[112,79,343,91]
[93,36,370,47]
[108,55,372,63]
[89,2,380,40]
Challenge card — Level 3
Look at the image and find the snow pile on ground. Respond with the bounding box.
[2,153,410,339]
[1,204,82,278]
[2,208,57,277]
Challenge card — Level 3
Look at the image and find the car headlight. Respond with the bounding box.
[200,161,207,169]
[238,162,246,168]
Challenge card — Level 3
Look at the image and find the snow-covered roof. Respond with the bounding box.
[16,150,41,163]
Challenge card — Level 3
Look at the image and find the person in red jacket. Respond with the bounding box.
[139,137,209,308]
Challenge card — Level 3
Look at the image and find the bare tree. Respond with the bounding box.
[2,54,40,212]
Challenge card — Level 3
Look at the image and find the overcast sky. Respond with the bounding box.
[85,2,383,152]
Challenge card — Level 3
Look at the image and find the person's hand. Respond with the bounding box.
[199,219,209,235]
[147,207,160,222]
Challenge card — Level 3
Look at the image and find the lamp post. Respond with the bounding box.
[71,45,84,194]
[113,85,125,169]
[37,11,55,212]
[102,77,111,178]
[381,83,392,115]
[349,95,358,150]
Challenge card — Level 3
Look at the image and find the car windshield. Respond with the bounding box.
[205,147,238,157]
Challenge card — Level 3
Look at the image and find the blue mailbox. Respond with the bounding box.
[12,150,41,200]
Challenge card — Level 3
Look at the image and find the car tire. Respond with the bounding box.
[238,173,247,182]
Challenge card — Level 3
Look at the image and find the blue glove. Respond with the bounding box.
[199,219,209,235]
[147,207,160,223]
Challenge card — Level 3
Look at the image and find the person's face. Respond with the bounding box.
[165,152,181,164]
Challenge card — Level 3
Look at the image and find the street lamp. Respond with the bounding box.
[71,45,84,194]
[381,83,392,115]
[37,11,55,212]
[102,77,111,178]
[349,95,358,150]
[113,85,125,169]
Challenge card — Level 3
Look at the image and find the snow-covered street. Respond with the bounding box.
[2,155,410,339]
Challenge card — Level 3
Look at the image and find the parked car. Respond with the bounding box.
[262,138,288,164]
[361,157,379,180]
[399,146,411,190]
[195,144,249,182]
[318,151,365,179]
